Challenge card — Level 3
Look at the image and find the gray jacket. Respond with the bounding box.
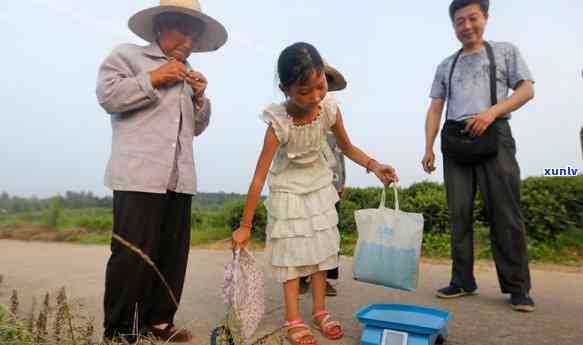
[96,43,211,195]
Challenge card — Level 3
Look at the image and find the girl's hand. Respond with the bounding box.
[373,163,399,186]
[232,227,251,249]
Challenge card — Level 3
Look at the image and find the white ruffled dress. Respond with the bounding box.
[261,95,341,283]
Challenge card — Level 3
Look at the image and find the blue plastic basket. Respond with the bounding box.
[355,304,450,345]
[356,304,449,335]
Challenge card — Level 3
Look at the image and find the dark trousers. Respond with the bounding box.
[103,190,192,335]
[443,120,531,294]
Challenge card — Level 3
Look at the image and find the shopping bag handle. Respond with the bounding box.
[379,184,400,211]
[232,246,257,261]
[231,247,257,283]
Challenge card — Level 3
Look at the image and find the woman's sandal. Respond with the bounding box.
[284,319,319,345]
[312,310,344,340]
[146,323,192,342]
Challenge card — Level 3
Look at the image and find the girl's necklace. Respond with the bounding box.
[285,103,321,127]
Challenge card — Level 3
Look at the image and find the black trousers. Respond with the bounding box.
[103,190,192,335]
[443,120,531,294]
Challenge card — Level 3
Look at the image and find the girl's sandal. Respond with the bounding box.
[312,310,344,340]
[284,319,319,345]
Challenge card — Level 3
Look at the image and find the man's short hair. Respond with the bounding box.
[449,0,490,21]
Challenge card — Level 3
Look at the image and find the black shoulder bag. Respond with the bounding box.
[440,41,501,165]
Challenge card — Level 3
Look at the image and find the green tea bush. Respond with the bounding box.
[224,200,267,241]
[74,215,112,231]
[190,208,204,229]
[401,181,449,234]
[338,200,359,233]
[521,176,583,240]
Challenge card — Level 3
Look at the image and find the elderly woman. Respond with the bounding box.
[96,1,227,342]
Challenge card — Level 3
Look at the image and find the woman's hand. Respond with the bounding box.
[186,69,208,98]
[232,227,251,249]
[372,162,399,186]
[149,58,188,88]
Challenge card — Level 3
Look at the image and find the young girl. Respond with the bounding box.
[232,42,398,345]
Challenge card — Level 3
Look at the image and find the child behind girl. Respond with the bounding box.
[232,42,398,345]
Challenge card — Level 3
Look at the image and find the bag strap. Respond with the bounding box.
[379,185,400,211]
[446,41,498,121]
[484,41,498,106]
[445,48,463,121]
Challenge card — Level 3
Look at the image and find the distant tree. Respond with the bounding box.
[44,196,63,228]
[0,191,113,213]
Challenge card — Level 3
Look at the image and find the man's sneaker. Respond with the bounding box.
[510,293,536,312]
[435,285,477,299]
[325,281,338,297]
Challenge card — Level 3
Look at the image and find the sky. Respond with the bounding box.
[1,1,582,197]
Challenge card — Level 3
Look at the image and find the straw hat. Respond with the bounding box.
[324,63,347,91]
[128,0,228,52]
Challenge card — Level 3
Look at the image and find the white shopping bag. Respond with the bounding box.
[352,186,424,291]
